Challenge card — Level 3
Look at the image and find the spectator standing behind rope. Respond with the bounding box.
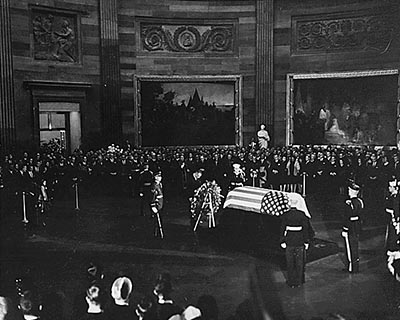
[341,183,364,273]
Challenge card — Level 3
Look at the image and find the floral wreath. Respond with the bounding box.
[190,180,223,223]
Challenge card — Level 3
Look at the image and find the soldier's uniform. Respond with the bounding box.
[342,183,364,273]
[280,203,310,288]
[138,165,153,217]
[150,172,164,238]
[385,179,400,252]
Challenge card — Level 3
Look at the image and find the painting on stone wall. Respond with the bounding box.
[292,74,398,146]
[138,78,238,146]
[32,9,79,63]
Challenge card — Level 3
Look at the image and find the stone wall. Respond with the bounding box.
[118,0,257,145]
[10,0,102,150]
[273,0,400,145]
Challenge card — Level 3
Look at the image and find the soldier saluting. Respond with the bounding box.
[341,182,364,273]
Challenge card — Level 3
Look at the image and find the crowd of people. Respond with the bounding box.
[0,263,219,320]
[1,140,399,208]
[1,140,400,319]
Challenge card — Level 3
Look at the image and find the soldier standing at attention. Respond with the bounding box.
[138,163,153,217]
[150,171,164,239]
[280,197,310,288]
[341,183,364,273]
[385,177,400,252]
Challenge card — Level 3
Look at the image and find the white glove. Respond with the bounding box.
[304,243,309,250]
[341,231,347,237]
[139,193,144,197]
[151,207,158,213]
[280,243,287,249]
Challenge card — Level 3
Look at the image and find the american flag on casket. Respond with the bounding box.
[223,186,311,218]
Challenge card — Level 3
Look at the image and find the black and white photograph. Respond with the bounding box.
[1,1,400,320]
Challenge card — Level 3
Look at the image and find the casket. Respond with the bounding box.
[218,186,311,254]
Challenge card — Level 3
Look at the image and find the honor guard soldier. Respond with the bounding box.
[138,163,153,217]
[280,197,310,288]
[341,182,364,273]
[150,171,164,239]
[385,177,400,252]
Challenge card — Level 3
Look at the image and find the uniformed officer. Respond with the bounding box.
[341,183,364,273]
[138,163,153,217]
[150,171,164,239]
[280,197,310,288]
[385,177,400,252]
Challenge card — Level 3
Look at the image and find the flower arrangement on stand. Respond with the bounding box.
[190,180,223,231]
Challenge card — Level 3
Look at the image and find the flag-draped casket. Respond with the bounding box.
[223,186,311,217]
[219,186,311,251]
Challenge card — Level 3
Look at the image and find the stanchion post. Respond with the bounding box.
[22,192,29,224]
[74,182,80,210]
[302,172,307,198]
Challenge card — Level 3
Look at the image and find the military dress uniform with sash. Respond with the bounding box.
[342,189,364,273]
[280,207,310,287]
[150,174,164,238]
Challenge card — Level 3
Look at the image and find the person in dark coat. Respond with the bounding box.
[280,197,310,288]
[341,182,364,273]
[152,273,182,320]
[104,276,136,320]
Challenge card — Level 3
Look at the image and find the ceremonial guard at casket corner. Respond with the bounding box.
[341,183,364,273]
[385,177,400,252]
[280,197,310,288]
[150,171,164,239]
[138,163,153,217]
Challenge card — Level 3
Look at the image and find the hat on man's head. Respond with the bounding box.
[111,277,133,304]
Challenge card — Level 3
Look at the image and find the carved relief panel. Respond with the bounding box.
[138,18,236,54]
[31,7,80,63]
[292,8,397,55]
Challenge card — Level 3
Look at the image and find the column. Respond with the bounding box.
[255,0,274,131]
[0,0,16,154]
[99,0,121,144]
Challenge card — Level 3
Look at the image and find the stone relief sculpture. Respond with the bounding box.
[32,11,78,62]
[141,24,234,53]
[292,10,396,54]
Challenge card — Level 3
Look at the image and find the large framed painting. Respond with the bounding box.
[134,75,242,147]
[286,70,400,147]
